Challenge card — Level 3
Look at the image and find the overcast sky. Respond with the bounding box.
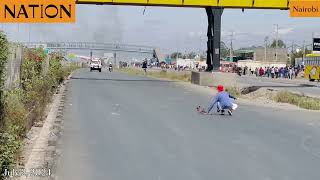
[1,5,320,54]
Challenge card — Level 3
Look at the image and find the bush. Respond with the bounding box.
[274,91,320,110]
[0,90,26,174]
[0,32,9,128]
[0,47,79,176]
[0,125,22,173]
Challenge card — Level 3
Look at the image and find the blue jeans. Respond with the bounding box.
[217,102,232,110]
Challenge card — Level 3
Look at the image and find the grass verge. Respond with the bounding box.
[273,90,320,110]
[225,86,241,97]
[117,68,191,82]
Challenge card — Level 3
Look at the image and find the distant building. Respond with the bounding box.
[236,48,288,69]
[102,53,115,66]
[176,58,196,69]
[254,47,288,63]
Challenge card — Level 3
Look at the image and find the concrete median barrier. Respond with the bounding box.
[191,71,240,87]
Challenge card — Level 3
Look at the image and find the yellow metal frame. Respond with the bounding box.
[76,0,290,9]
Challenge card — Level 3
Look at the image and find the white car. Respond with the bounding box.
[90,59,102,72]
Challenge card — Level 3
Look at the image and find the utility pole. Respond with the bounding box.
[275,24,279,61]
[264,36,269,61]
[291,40,294,64]
[199,35,202,56]
[229,31,234,62]
[302,40,305,62]
[276,24,279,61]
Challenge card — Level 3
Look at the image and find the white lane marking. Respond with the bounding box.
[307,122,314,126]
[111,112,120,116]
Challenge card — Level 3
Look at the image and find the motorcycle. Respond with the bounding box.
[109,66,113,72]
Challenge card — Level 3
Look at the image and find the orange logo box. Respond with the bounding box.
[0,0,76,23]
[290,0,320,17]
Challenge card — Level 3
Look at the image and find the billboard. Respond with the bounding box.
[76,0,289,9]
[313,38,320,52]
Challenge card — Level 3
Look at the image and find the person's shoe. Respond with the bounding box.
[220,109,225,115]
[217,108,220,113]
[228,109,233,116]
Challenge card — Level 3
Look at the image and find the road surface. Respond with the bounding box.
[56,69,320,180]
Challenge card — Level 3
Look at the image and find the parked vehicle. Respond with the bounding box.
[303,57,320,81]
[90,59,102,72]
[220,61,236,73]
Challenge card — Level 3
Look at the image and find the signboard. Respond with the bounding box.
[290,1,320,17]
[0,0,75,23]
[77,0,289,9]
[69,53,75,59]
[313,38,320,52]
[44,48,49,55]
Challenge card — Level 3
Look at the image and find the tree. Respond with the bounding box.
[220,41,229,58]
[185,52,196,59]
[290,49,312,65]
[170,52,182,59]
[0,31,9,127]
[270,39,286,48]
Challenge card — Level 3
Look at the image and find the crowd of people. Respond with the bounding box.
[238,65,305,79]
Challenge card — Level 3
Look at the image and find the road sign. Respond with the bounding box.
[313,38,320,52]
[69,53,76,59]
[44,48,49,55]
[77,0,289,9]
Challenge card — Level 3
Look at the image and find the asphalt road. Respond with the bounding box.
[57,69,320,180]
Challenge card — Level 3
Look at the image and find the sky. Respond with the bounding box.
[1,5,320,54]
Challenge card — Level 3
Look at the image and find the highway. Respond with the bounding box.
[56,69,320,180]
